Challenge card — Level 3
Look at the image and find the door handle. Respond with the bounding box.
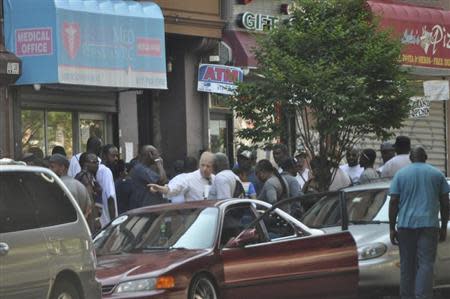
[0,242,10,256]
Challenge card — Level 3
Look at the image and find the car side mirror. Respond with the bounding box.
[225,228,259,248]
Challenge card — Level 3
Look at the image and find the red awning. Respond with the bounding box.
[368,1,450,71]
[223,30,259,68]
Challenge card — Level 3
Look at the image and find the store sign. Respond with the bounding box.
[197,64,243,95]
[400,24,450,68]
[15,27,53,56]
[239,12,280,31]
[4,0,167,89]
[370,2,450,70]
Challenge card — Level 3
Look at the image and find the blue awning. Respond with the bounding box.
[4,0,167,89]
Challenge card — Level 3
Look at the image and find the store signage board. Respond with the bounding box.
[4,0,167,89]
[197,64,244,95]
[239,12,280,31]
[370,1,450,70]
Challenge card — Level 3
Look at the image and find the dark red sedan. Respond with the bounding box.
[94,199,358,299]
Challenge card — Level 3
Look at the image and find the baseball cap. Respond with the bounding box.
[238,150,252,159]
[49,153,70,168]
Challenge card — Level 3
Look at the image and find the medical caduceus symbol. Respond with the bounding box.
[62,22,80,59]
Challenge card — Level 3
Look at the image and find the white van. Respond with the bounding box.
[0,159,101,299]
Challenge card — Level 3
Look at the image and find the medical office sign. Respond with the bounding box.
[197,64,243,95]
[16,27,53,56]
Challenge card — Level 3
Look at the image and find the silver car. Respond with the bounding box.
[301,181,450,298]
[0,159,101,299]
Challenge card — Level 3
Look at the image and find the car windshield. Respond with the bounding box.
[301,189,389,228]
[94,207,219,255]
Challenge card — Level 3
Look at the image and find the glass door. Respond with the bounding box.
[79,113,107,151]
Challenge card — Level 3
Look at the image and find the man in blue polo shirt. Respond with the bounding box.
[389,147,449,299]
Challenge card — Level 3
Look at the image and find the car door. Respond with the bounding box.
[0,171,51,299]
[220,204,358,299]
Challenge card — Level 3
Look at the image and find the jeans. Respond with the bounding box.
[398,227,439,299]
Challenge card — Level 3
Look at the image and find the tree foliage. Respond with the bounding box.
[228,0,411,191]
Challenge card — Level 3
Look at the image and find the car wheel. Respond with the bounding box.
[51,279,80,299]
[189,275,218,299]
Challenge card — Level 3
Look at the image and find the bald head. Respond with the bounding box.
[410,147,427,163]
[139,145,160,166]
[199,151,214,179]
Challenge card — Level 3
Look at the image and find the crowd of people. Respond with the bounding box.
[18,134,415,233]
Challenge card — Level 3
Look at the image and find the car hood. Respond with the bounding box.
[96,249,210,285]
[321,223,390,246]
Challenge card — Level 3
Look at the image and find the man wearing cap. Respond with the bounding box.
[381,136,411,178]
[234,147,262,196]
[49,154,93,223]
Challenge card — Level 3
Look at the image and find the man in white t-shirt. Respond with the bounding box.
[294,151,310,190]
[381,136,411,178]
[377,142,396,174]
[340,148,363,184]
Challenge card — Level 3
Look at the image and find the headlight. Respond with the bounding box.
[115,278,157,293]
[114,276,175,293]
[358,243,387,260]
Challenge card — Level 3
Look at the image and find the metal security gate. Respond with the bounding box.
[359,101,446,173]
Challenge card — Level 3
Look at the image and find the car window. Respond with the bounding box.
[0,172,40,233]
[220,205,263,247]
[253,203,297,240]
[23,172,77,227]
[302,189,389,228]
[301,194,341,228]
[94,207,219,254]
[346,189,388,222]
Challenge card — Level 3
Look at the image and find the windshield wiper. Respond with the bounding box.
[348,220,388,225]
[140,246,170,251]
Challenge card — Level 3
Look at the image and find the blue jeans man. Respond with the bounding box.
[389,146,449,299]
[398,228,439,299]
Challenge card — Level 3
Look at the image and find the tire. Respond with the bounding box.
[51,279,80,299]
[188,275,218,299]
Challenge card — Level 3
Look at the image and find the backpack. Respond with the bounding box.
[233,180,246,198]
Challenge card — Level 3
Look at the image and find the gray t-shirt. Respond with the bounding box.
[61,175,92,214]
[359,168,380,184]
[209,170,239,200]
[258,175,290,204]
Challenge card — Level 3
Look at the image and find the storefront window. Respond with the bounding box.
[21,110,73,157]
[79,113,106,151]
[21,110,45,154]
[47,112,73,156]
[210,119,228,154]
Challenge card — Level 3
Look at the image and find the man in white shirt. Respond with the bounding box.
[294,151,310,190]
[149,151,215,201]
[377,142,396,174]
[68,137,117,227]
[340,148,364,184]
[381,136,411,178]
[209,153,241,200]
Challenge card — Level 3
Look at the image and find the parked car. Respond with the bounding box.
[0,159,101,299]
[94,199,359,299]
[301,181,450,298]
